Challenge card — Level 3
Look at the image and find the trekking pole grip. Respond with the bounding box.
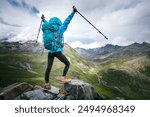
[73,5,78,13]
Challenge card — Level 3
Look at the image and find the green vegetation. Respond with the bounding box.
[0,52,45,87]
[140,66,150,77]
[0,49,96,89]
[95,55,150,99]
[0,46,150,99]
[99,69,150,99]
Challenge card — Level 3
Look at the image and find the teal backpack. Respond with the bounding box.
[42,17,64,52]
[43,30,64,51]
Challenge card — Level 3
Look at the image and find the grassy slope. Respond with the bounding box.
[95,55,150,99]
[0,47,150,99]
[0,52,45,87]
[0,48,97,89]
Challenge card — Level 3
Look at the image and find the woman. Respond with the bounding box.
[41,6,77,89]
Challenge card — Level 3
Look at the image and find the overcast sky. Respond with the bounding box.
[0,0,150,49]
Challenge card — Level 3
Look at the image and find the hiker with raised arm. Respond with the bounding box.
[41,6,77,89]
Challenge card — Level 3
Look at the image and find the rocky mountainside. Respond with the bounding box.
[75,42,150,61]
[0,40,43,53]
[75,44,122,59]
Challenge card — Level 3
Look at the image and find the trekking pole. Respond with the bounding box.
[74,6,108,40]
[36,14,44,43]
[35,14,45,56]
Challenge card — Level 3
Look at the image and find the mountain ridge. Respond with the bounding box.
[75,42,150,61]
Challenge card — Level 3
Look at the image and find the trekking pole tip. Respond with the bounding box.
[105,36,108,40]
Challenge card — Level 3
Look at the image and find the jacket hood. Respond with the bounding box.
[48,17,62,31]
[49,17,62,26]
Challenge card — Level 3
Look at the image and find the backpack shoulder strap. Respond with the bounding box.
[55,32,64,48]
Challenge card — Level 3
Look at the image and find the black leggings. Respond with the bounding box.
[45,52,70,83]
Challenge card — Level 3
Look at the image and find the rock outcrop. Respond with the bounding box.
[0,80,104,100]
[0,82,33,100]
[64,79,103,100]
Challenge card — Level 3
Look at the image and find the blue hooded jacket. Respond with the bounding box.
[42,12,75,53]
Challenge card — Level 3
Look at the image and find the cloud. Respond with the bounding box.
[99,0,150,43]
[7,0,20,7]
[7,0,39,15]
[68,40,103,49]
[0,17,21,27]
[0,0,40,42]
[0,0,150,49]
[65,0,150,48]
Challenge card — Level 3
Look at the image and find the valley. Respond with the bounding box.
[0,41,150,99]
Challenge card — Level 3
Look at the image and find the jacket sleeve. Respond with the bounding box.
[59,12,75,34]
[42,19,48,32]
[42,19,48,23]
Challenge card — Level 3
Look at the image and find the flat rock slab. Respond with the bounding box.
[17,86,60,100]
[20,89,54,100]
[44,86,60,95]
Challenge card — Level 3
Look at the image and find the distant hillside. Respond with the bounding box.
[0,40,43,53]
[75,42,150,61]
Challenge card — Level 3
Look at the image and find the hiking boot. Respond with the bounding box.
[60,76,71,83]
[60,89,69,95]
[44,83,51,90]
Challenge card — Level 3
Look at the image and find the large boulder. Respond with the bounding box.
[0,80,104,100]
[64,79,103,100]
[0,82,33,100]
